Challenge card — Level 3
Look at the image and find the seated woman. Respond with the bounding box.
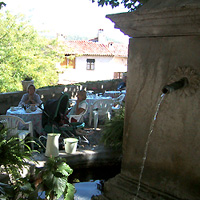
[61,90,88,124]
[18,84,42,107]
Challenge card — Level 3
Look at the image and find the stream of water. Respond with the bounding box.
[134,93,166,200]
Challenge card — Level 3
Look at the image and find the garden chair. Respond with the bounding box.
[0,115,33,149]
[89,99,113,130]
[112,93,126,111]
[67,103,89,144]
[68,103,88,123]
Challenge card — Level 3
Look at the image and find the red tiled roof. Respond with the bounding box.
[107,42,128,57]
[64,40,128,57]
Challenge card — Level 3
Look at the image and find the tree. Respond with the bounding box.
[92,0,149,11]
[0,11,65,92]
[0,2,6,9]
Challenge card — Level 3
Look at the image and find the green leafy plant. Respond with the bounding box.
[92,0,149,11]
[0,127,75,199]
[0,11,65,92]
[0,2,6,9]
[101,105,125,150]
[32,157,75,200]
[0,127,36,199]
[0,128,34,181]
[23,75,33,81]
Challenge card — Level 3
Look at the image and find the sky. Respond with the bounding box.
[2,0,130,44]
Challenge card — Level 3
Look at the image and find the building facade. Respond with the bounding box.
[57,30,128,84]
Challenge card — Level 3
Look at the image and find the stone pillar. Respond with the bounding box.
[99,1,200,199]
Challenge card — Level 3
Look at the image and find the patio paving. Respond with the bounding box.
[21,126,121,200]
[31,127,122,169]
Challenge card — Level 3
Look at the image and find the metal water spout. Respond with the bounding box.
[162,77,189,94]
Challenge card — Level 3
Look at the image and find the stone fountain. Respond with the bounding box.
[97,0,200,199]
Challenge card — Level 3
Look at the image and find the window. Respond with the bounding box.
[86,59,95,70]
[114,72,124,79]
[67,57,75,69]
[61,55,75,69]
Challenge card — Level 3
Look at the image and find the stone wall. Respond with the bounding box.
[103,1,200,200]
[0,79,120,115]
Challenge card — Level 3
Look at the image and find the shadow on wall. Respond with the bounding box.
[0,79,121,115]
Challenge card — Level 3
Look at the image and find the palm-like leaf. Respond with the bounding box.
[0,128,34,181]
[101,105,125,150]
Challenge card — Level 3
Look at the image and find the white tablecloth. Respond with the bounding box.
[6,107,43,134]
[103,90,126,98]
[86,96,112,108]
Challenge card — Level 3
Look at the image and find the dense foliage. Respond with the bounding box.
[0,126,75,199]
[34,157,75,200]
[0,127,34,181]
[0,126,35,199]
[92,0,149,11]
[101,105,125,150]
[0,2,5,9]
[0,11,65,92]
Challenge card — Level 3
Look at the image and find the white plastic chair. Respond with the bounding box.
[68,103,88,123]
[0,115,33,149]
[89,99,113,130]
[112,93,126,111]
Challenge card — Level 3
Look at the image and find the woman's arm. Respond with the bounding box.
[75,101,85,115]
[18,94,28,106]
[31,93,42,105]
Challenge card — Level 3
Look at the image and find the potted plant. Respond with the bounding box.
[32,157,75,200]
[101,105,125,151]
[0,126,36,199]
[0,126,75,200]
[22,75,34,91]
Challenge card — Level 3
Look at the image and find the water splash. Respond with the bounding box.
[134,93,166,200]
